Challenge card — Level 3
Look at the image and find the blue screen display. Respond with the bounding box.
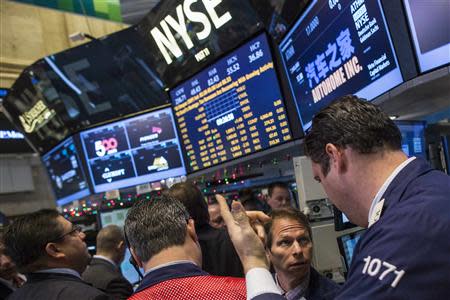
[403,0,450,73]
[42,136,90,206]
[279,0,404,130]
[341,230,363,267]
[80,107,186,193]
[170,33,292,172]
[396,121,427,159]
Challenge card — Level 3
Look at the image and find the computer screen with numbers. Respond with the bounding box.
[170,33,292,172]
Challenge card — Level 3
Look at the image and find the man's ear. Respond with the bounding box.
[117,240,125,252]
[186,219,198,243]
[130,248,143,268]
[45,243,65,259]
[325,143,347,174]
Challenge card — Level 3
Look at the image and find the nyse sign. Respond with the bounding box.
[150,0,233,65]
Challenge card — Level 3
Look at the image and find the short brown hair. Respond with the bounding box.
[264,208,312,249]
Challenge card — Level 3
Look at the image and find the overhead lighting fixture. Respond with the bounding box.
[389,115,399,120]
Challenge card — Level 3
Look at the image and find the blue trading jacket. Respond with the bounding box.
[254,158,450,300]
[335,158,450,299]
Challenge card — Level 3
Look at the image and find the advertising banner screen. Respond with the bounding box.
[279,0,403,130]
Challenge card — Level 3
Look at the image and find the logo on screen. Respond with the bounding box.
[102,167,125,183]
[95,138,118,157]
[152,127,162,134]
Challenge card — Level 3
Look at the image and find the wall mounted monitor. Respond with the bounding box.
[337,229,365,273]
[42,136,90,206]
[80,107,186,193]
[98,208,142,284]
[403,0,450,73]
[279,0,404,131]
[396,120,427,159]
[136,0,262,88]
[2,26,169,153]
[171,33,292,172]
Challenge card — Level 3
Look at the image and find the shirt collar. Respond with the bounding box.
[368,156,416,224]
[275,271,310,300]
[34,268,81,279]
[143,260,197,277]
[93,255,117,268]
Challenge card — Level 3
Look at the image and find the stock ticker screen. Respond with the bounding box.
[279,0,404,130]
[42,136,90,206]
[80,107,186,193]
[170,33,292,172]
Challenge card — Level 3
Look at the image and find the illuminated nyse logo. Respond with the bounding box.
[102,167,125,183]
[95,138,118,157]
[140,127,163,144]
[150,0,233,65]
[19,100,56,133]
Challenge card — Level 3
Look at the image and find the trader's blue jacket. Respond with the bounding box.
[254,158,450,299]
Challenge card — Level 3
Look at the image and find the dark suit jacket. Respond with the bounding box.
[0,279,14,300]
[197,224,244,277]
[82,257,133,300]
[6,272,108,300]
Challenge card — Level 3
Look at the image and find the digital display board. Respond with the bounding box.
[279,0,404,130]
[396,121,427,159]
[403,0,450,73]
[42,136,90,206]
[136,0,262,88]
[170,33,292,172]
[2,26,169,153]
[80,107,186,193]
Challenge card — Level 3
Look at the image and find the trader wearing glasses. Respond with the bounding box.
[3,209,109,300]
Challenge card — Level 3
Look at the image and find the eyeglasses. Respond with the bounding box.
[48,224,83,243]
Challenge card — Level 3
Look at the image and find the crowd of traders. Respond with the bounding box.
[1,95,449,300]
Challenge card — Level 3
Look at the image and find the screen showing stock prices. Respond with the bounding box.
[279,0,404,130]
[170,33,292,172]
[42,136,90,206]
[80,107,186,193]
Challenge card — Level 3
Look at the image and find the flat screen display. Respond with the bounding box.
[171,33,292,172]
[42,136,90,206]
[1,26,169,153]
[396,121,427,159]
[403,0,450,73]
[98,208,142,284]
[136,0,262,88]
[337,229,365,271]
[80,107,186,193]
[279,0,404,131]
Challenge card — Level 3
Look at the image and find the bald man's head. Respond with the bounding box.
[96,225,126,264]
